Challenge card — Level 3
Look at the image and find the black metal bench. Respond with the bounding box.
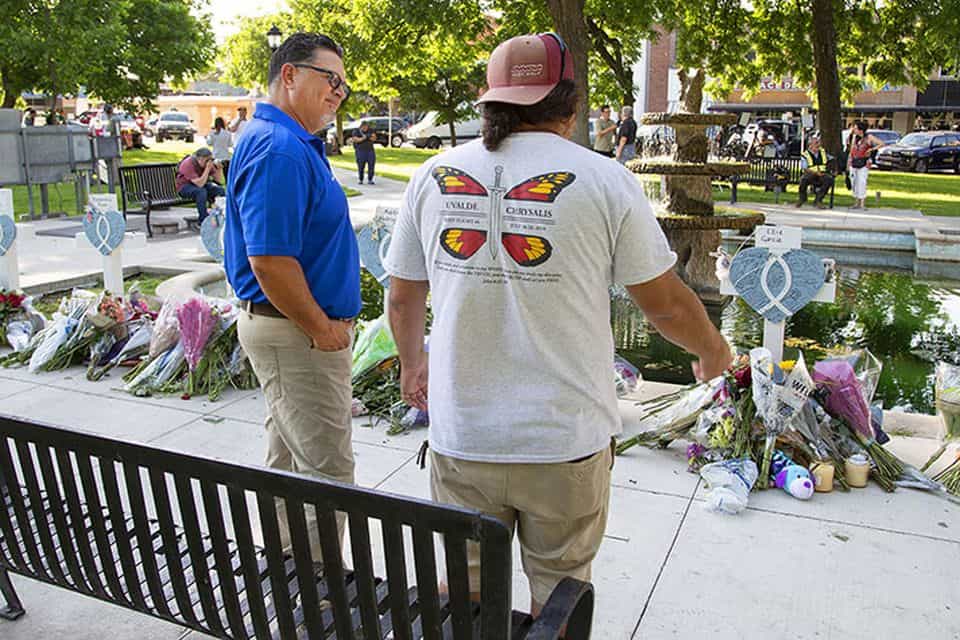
[726,157,835,208]
[0,416,594,639]
[119,161,229,237]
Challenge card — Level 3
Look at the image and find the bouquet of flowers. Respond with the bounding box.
[27,289,99,372]
[0,289,26,347]
[177,296,218,395]
[919,362,960,496]
[87,317,153,381]
[812,356,903,492]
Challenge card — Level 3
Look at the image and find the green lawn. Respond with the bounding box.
[710,169,960,217]
[327,146,440,183]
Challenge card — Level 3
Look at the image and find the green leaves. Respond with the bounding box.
[0,0,214,111]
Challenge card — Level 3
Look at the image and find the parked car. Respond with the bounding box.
[155,111,195,143]
[336,117,408,147]
[407,110,482,148]
[874,131,960,173]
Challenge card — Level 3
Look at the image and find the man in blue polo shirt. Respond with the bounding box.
[224,32,357,563]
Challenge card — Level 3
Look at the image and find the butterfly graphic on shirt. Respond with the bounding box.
[432,165,574,267]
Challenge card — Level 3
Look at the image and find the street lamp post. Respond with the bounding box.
[267,25,283,52]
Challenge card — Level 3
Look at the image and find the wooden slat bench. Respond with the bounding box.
[119,161,229,237]
[0,416,594,639]
[725,156,836,208]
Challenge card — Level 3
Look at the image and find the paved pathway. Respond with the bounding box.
[0,364,957,639]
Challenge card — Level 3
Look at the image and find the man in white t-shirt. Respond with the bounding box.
[227,106,248,143]
[385,32,732,614]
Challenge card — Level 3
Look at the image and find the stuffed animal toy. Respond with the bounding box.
[770,450,814,500]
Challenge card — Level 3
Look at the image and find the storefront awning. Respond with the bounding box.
[708,103,960,113]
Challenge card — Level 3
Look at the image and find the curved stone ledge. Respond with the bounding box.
[656,212,766,231]
[155,266,226,299]
[640,112,738,127]
[628,161,749,176]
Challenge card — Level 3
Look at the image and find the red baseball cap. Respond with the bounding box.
[476,33,574,106]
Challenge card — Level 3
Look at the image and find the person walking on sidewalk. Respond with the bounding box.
[224,32,358,564]
[351,120,377,184]
[385,32,732,616]
[795,136,834,209]
[846,120,884,210]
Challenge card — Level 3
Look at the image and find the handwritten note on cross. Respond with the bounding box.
[720,224,837,362]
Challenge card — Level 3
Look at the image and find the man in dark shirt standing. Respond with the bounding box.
[351,120,376,184]
[616,105,638,164]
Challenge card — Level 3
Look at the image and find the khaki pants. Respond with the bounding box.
[238,312,354,562]
[430,444,613,605]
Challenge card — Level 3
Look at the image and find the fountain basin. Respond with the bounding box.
[657,211,765,231]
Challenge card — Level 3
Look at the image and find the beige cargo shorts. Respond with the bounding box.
[430,442,613,605]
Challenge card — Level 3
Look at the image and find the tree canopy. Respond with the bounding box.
[0,0,215,110]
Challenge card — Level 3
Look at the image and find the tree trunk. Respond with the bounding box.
[449,118,458,147]
[811,0,843,160]
[1,69,17,109]
[546,0,589,147]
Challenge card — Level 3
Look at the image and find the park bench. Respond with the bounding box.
[119,160,229,237]
[725,156,836,208]
[0,415,594,639]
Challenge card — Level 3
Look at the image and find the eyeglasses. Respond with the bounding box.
[291,63,351,98]
[543,32,568,80]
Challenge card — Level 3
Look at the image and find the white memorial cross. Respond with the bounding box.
[356,205,400,319]
[0,188,36,291]
[719,224,837,363]
[74,193,147,298]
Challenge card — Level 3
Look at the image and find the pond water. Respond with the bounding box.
[612,263,960,414]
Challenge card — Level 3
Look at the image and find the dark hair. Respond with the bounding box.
[854,119,868,134]
[480,80,577,151]
[214,116,225,131]
[600,104,610,111]
[268,32,343,86]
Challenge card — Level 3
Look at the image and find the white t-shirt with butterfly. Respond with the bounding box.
[385,131,676,463]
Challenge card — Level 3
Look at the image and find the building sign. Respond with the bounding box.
[759,77,799,91]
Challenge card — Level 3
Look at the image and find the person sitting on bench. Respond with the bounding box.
[795,136,834,209]
[176,147,225,223]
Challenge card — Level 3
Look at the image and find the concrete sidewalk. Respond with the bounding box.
[0,365,957,640]
[7,166,407,294]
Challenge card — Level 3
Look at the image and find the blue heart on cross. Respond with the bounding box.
[83,207,126,256]
[0,215,16,257]
[356,224,392,285]
[200,211,224,263]
[729,247,825,323]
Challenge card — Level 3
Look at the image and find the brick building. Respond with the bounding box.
[632,31,960,133]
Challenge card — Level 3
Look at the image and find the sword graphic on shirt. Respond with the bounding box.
[488,166,505,259]
[432,165,576,267]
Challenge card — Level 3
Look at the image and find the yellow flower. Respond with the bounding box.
[780,360,796,373]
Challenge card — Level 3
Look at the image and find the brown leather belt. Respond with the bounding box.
[242,299,286,318]
[242,299,356,322]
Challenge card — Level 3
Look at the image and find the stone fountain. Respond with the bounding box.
[628,111,764,303]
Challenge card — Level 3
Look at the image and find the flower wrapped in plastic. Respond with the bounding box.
[616,377,726,454]
[177,297,218,394]
[149,295,184,359]
[813,355,903,491]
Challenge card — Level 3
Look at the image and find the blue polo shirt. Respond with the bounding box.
[224,102,360,319]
